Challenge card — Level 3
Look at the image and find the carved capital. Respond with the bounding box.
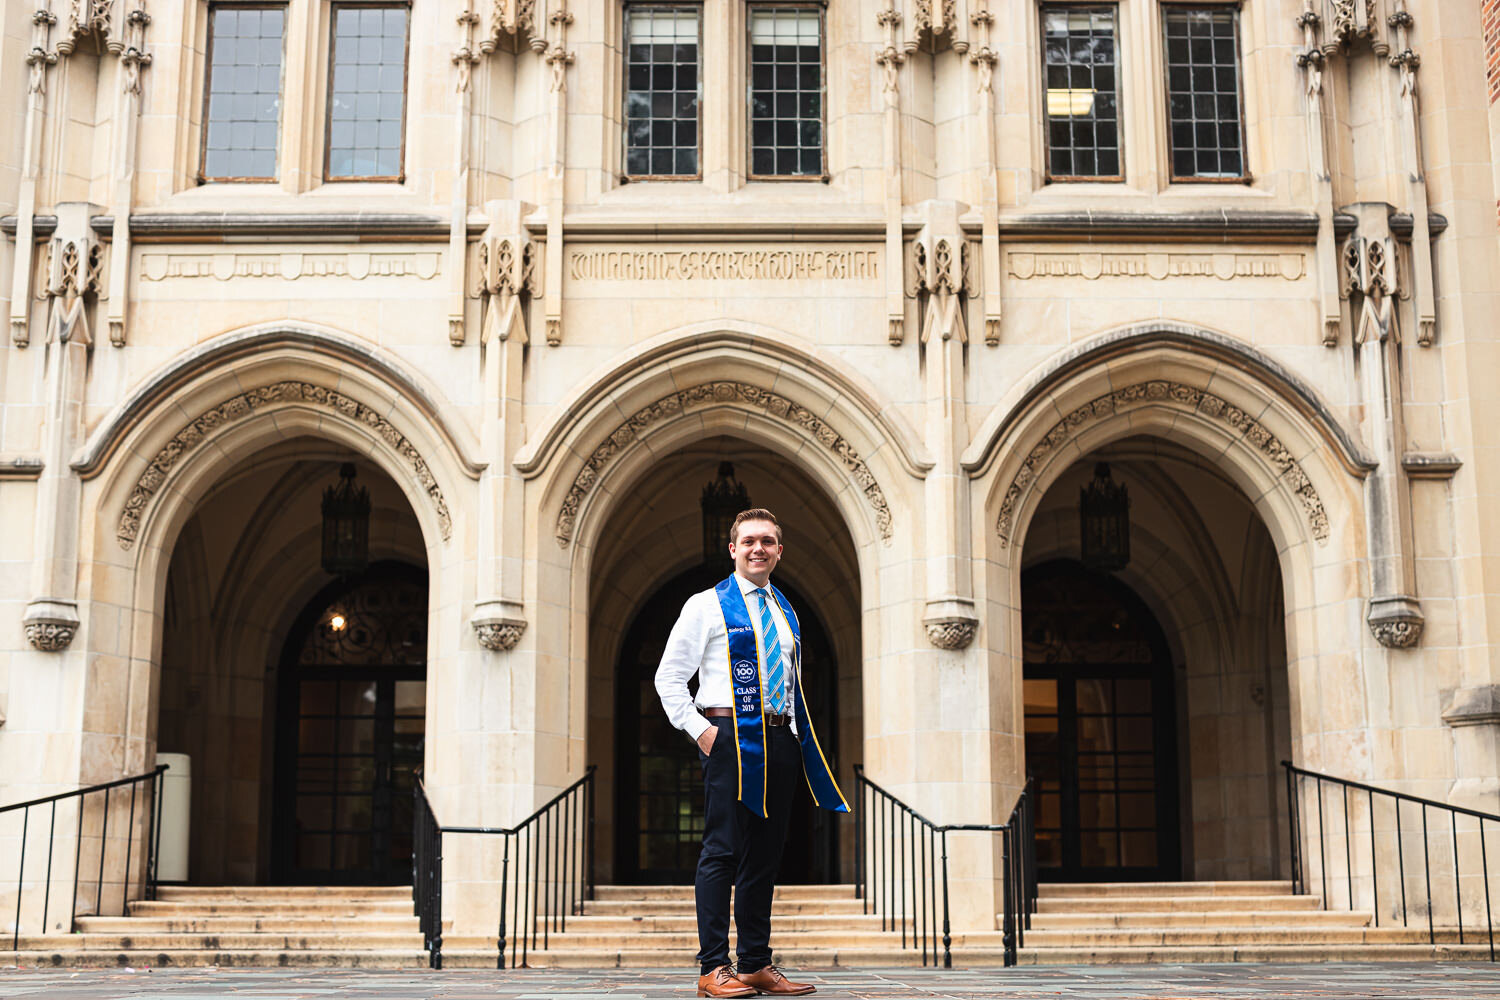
[25,621,76,651]
[924,618,977,650]
[475,619,527,651]
[1367,596,1423,649]
[23,600,81,652]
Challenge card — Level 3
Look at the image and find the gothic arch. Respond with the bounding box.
[522,324,927,556]
[972,323,1370,576]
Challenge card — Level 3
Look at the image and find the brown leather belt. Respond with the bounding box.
[704,708,792,727]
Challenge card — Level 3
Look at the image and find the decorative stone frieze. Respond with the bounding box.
[1007,252,1305,282]
[555,382,894,547]
[995,381,1330,547]
[118,382,453,548]
[140,252,441,282]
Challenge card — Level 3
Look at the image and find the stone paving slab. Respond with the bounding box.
[2,964,1500,1000]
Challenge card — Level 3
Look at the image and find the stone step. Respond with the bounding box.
[76,916,420,934]
[590,884,856,901]
[1033,894,1321,913]
[126,900,412,917]
[1026,909,1373,929]
[1017,943,1500,964]
[579,899,865,916]
[154,885,411,902]
[558,913,894,933]
[1037,880,1292,898]
[434,941,1500,968]
[0,949,429,969]
[441,931,922,951]
[1021,927,1476,947]
[12,933,425,951]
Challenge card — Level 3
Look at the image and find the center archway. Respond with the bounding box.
[585,435,863,886]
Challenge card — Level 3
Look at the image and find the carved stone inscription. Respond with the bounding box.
[141,252,442,282]
[1007,252,1306,282]
[569,247,880,282]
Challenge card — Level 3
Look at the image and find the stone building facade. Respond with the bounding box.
[0,0,1497,937]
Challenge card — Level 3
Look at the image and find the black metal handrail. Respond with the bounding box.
[1,765,168,951]
[1283,760,1497,960]
[413,766,595,969]
[853,765,1035,967]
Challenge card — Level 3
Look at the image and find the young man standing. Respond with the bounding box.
[655,508,847,997]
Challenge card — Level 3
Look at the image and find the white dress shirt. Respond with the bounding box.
[655,572,798,743]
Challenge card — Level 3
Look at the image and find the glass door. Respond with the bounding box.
[274,564,427,884]
[1022,561,1180,881]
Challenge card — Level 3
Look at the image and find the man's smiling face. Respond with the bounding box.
[729,519,782,586]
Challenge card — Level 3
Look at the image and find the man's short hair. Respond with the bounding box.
[730,508,782,543]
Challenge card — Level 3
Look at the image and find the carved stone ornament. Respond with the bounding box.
[475,620,527,651]
[1367,596,1423,649]
[924,617,977,650]
[118,382,453,548]
[25,620,78,652]
[996,381,1331,548]
[1370,618,1422,649]
[556,382,894,547]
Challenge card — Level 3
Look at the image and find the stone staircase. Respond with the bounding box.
[439,883,961,968]
[1016,881,1494,963]
[3,886,427,969]
[5,881,1492,968]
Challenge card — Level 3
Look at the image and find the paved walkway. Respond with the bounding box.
[3,964,1500,999]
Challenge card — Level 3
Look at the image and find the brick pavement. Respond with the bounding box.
[3,964,1500,999]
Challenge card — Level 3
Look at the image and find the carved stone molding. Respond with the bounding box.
[924,617,977,650]
[1442,686,1500,728]
[475,620,527,651]
[1367,595,1423,649]
[118,382,453,548]
[996,381,1331,547]
[555,381,894,546]
[25,620,77,652]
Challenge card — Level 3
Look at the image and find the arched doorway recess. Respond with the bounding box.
[156,443,429,885]
[584,435,863,885]
[1020,442,1294,882]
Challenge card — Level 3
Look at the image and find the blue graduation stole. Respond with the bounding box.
[714,576,849,818]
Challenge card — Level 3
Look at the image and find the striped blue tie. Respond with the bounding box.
[755,589,788,715]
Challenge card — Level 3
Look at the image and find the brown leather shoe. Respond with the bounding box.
[736,965,816,996]
[697,965,756,998]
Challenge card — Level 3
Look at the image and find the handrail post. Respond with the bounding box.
[1000,825,1015,967]
[939,829,952,969]
[13,806,28,952]
[498,833,511,970]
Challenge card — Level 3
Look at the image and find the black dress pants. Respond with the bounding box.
[694,716,800,975]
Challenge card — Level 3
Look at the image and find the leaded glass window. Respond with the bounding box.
[1163,6,1244,179]
[201,4,286,182]
[748,8,823,179]
[1042,5,1120,180]
[624,8,701,178]
[326,4,410,181]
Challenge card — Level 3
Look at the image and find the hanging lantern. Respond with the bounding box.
[1080,462,1130,572]
[700,461,751,563]
[321,463,371,576]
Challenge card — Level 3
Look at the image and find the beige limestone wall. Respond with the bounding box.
[1,0,1499,939]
